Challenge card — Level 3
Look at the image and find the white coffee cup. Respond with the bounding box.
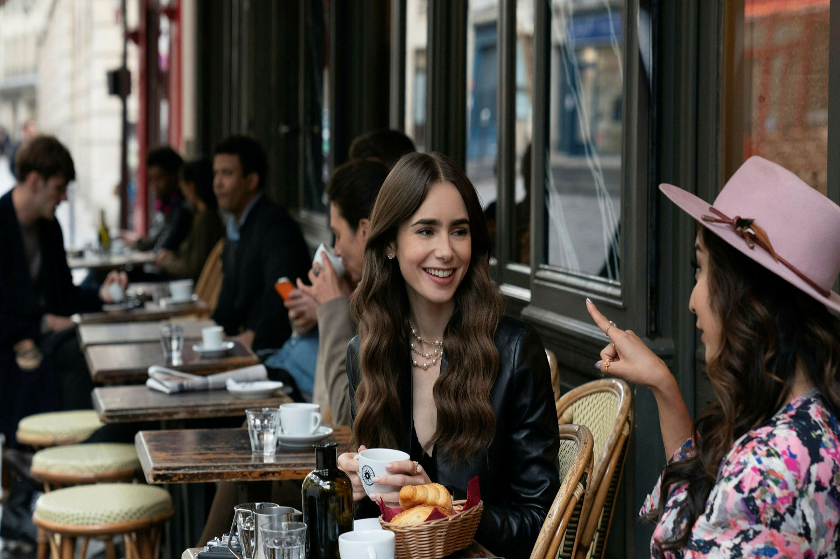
[169,279,194,302]
[201,326,225,349]
[279,403,322,436]
[338,530,395,559]
[313,243,346,278]
[354,448,410,497]
[110,238,126,255]
[107,282,125,303]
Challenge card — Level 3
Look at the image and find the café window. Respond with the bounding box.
[723,0,829,194]
[405,0,428,151]
[546,0,624,282]
[513,0,534,265]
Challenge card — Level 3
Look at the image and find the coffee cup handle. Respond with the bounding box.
[311,412,322,433]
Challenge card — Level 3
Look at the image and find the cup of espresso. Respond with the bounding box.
[279,403,322,436]
[354,448,410,497]
[313,243,345,278]
[338,530,395,559]
[169,279,194,303]
[201,326,225,350]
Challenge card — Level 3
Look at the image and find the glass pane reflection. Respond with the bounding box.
[513,0,534,265]
[546,0,623,281]
[405,0,428,151]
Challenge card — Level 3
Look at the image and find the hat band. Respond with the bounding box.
[701,206,830,298]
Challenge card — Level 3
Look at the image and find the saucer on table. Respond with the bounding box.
[226,379,284,399]
[159,294,199,307]
[277,426,333,448]
[192,341,235,358]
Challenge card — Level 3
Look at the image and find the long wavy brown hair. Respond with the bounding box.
[654,227,840,550]
[349,152,504,464]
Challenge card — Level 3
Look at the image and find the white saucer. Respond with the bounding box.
[278,426,333,448]
[102,302,133,313]
[193,341,235,358]
[226,379,284,399]
[159,294,199,307]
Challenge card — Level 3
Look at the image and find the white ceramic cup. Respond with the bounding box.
[279,403,322,436]
[338,530,395,559]
[107,282,125,303]
[169,279,194,302]
[201,326,225,349]
[353,518,382,532]
[354,448,410,497]
[313,243,346,278]
[110,238,126,255]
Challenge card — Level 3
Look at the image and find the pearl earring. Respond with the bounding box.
[387,253,395,260]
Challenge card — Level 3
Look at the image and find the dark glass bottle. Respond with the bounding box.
[302,442,353,559]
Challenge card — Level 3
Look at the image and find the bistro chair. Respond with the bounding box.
[194,239,225,316]
[31,443,141,492]
[16,411,103,449]
[556,378,633,559]
[33,483,173,559]
[546,349,561,402]
[530,424,594,559]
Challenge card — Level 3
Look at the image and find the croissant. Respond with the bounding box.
[399,483,453,513]
[390,505,450,526]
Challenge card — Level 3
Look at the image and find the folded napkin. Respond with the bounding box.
[146,364,268,394]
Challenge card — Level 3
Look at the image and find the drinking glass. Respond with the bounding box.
[261,522,306,559]
[246,408,281,456]
[159,323,184,361]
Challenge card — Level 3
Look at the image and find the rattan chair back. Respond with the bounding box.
[556,378,633,559]
[529,424,593,559]
[194,239,224,316]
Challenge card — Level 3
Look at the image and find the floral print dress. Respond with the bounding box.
[641,393,840,558]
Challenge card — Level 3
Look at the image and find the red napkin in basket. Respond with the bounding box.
[379,477,482,522]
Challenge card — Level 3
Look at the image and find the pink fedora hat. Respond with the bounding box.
[660,155,840,313]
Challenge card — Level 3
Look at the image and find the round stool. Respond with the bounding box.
[31,444,141,490]
[17,411,103,448]
[34,483,173,559]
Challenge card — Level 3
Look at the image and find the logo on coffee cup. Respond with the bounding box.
[361,466,375,486]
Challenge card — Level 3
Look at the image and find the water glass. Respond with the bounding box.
[159,323,184,361]
[246,408,280,456]
[261,522,306,559]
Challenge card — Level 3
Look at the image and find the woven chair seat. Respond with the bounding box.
[17,411,103,447]
[32,444,140,476]
[34,484,173,528]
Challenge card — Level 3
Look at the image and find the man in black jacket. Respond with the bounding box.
[0,136,127,446]
[212,136,310,352]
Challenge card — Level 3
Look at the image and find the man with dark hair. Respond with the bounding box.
[212,135,310,351]
[0,136,127,446]
[347,128,416,169]
[125,146,191,252]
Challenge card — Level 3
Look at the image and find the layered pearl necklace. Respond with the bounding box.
[409,320,444,370]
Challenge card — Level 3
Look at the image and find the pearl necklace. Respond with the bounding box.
[409,320,444,370]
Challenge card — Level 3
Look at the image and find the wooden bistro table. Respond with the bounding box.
[136,426,353,484]
[78,319,216,348]
[67,250,156,272]
[85,339,258,384]
[93,385,292,423]
[74,299,209,325]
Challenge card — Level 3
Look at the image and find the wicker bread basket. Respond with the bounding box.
[378,500,483,558]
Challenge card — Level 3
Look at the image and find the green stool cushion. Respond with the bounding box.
[18,411,103,445]
[32,444,140,475]
[35,484,173,527]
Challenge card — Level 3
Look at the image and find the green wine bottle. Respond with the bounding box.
[302,442,353,559]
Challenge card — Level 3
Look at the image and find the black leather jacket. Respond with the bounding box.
[347,317,560,559]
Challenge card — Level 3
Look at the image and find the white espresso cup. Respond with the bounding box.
[201,326,225,349]
[313,243,346,278]
[338,530,395,559]
[354,448,410,497]
[169,279,194,302]
[279,403,322,436]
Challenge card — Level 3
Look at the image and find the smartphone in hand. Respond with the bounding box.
[274,277,294,302]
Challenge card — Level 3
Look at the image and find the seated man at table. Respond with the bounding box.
[0,135,127,446]
[212,135,310,352]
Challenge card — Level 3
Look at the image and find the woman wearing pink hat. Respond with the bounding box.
[587,156,840,557]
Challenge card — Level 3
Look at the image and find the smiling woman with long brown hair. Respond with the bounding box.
[337,152,559,558]
[587,157,840,557]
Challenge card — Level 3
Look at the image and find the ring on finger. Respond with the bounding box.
[313,266,321,277]
[611,342,616,350]
[604,320,616,337]
[412,461,421,475]
[603,359,611,371]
